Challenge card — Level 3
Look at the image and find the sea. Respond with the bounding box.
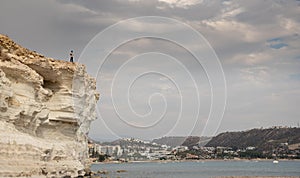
[91,160,300,178]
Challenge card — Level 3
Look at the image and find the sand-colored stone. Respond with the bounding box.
[0,34,99,177]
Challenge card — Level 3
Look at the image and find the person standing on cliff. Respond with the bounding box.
[70,50,74,62]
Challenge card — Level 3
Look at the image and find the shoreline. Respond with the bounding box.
[91,158,300,165]
[89,160,300,178]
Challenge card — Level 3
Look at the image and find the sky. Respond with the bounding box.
[0,0,299,141]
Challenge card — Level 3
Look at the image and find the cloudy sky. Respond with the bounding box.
[1,0,299,141]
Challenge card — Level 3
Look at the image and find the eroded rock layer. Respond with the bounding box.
[0,34,99,177]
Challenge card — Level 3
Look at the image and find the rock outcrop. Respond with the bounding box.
[0,34,99,177]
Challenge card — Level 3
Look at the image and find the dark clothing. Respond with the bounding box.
[70,52,74,62]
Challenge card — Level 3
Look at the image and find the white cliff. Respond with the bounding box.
[0,34,99,177]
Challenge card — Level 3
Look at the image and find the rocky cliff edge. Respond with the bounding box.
[0,34,99,177]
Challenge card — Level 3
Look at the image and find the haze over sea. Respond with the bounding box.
[91,160,300,178]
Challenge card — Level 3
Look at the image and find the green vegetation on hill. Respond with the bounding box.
[205,127,300,158]
[206,127,299,150]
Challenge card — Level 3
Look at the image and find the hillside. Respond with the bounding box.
[152,136,186,147]
[152,136,211,148]
[205,127,300,151]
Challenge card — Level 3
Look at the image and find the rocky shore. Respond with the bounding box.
[69,168,128,178]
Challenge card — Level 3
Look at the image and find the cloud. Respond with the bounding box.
[279,17,300,33]
[240,66,270,86]
[230,51,272,65]
[158,0,204,9]
[290,73,300,81]
[201,19,261,43]
[60,3,98,15]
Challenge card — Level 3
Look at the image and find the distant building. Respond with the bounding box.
[97,145,122,156]
[246,146,256,150]
[186,153,199,159]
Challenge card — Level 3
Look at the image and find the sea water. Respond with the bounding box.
[91,160,300,178]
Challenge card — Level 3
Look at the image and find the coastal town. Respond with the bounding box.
[88,128,300,163]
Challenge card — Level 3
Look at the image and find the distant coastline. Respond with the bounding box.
[92,158,300,165]
[88,127,300,163]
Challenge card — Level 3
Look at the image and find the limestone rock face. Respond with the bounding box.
[0,34,99,177]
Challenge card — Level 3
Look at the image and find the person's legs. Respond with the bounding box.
[70,57,73,62]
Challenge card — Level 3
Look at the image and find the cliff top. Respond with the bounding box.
[0,34,44,59]
[0,34,79,73]
[0,34,95,85]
